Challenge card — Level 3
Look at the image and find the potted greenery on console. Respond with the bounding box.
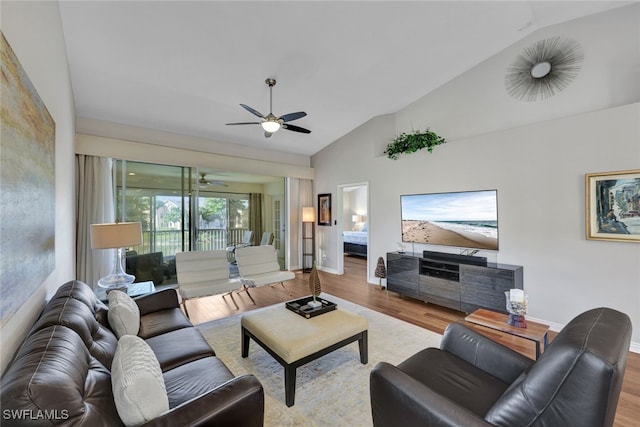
[384,129,446,159]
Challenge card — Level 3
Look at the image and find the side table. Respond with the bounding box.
[464,308,549,359]
[95,280,156,303]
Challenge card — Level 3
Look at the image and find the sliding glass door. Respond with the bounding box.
[192,192,250,251]
[115,161,191,257]
[114,160,278,276]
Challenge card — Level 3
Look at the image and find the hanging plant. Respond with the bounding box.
[384,129,446,160]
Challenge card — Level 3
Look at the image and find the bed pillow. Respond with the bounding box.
[108,290,140,338]
[111,335,169,426]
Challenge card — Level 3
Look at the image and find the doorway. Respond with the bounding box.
[336,182,369,278]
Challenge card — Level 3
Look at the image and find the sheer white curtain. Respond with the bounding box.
[76,155,114,287]
[299,179,313,210]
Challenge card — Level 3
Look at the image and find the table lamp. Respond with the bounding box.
[90,221,142,290]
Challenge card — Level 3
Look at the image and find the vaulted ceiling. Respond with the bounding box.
[59,1,632,157]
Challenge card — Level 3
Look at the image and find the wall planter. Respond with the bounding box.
[384,129,446,160]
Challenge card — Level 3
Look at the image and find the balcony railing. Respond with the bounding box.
[131,228,248,256]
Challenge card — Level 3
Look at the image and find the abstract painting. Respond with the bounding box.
[586,170,640,242]
[318,193,331,226]
[0,32,55,327]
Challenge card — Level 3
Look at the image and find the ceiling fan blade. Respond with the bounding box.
[240,104,265,119]
[264,131,273,138]
[278,111,307,122]
[282,123,311,134]
[226,122,261,125]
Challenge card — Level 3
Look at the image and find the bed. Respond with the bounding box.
[343,230,368,257]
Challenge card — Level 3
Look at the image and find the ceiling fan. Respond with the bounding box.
[226,78,311,138]
[198,172,228,188]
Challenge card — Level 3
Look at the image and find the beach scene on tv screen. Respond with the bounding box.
[401,190,499,251]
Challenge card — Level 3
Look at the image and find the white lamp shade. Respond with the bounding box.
[352,214,359,222]
[261,120,281,133]
[302,207,315,222]
[90,222,142,249]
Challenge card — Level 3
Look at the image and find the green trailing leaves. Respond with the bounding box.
[384,129,446,160]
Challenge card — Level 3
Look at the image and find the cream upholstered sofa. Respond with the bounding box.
[175,250,241,313]
[235,245,295,290]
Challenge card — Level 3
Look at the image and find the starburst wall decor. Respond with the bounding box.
[505,36,584,102]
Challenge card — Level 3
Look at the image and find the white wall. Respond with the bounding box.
[396,4,640,142]
[0,1,76,373]
[311,7,640,346]
[313,114,395,272]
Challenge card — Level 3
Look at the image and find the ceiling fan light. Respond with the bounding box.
[261,120,281,133]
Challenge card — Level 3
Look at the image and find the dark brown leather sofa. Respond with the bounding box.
[370,307,631,427]
[1,280,264,426]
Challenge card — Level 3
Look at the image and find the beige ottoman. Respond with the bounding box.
[241,303,368,407]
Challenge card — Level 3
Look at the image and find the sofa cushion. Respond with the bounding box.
[138,308,193,339]
[397,348,510,417]
[112,335,169,426]
[47,279,112,331]
[0,325,121,426]
[235,245,282,276]
[49,279,102,310]
[145,327,215,372]
[30,296,117,369]
[162,356,235,409]
[108,290,140,338]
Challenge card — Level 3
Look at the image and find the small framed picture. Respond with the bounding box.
[318,193,332,226]
[585,169,640,242]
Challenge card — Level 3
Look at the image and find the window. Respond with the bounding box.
[115,161,254,255]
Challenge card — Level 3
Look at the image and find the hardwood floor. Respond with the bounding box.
[185,256,640,427]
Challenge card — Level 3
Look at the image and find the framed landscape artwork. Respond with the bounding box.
[585,169,640,242]
[318,193,331,226]
[0,32,56,327]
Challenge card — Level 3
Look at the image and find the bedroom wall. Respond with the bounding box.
[1,1,76,374]
[344,186,367,231]
[311,6,640,345]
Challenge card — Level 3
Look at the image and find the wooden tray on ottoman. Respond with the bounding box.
[286,296,336,318]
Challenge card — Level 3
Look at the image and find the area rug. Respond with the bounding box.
[197,293,442,426]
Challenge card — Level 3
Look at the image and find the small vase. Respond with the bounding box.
[504,291,528,328]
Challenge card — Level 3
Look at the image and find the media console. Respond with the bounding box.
[386,251,523,313]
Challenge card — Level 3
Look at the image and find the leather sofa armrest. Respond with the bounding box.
[370,362,493,427]
[142,375,264,427]
[440,323,533,384]
[134,288,180,316]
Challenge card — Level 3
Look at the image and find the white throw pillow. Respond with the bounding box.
[108,290,140,338]
[111,335,169,426]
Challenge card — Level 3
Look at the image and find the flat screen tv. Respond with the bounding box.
[401,190,498,251]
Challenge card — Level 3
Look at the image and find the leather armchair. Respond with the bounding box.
[125,251,165,285]
[370,307,632,427]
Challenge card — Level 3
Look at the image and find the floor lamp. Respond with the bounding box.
[302,207,315,273]
[90,221,142,290]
